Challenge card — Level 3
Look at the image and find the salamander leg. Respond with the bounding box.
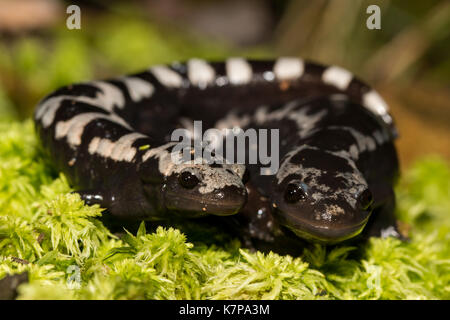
[75,189,108,207]
[362,190,407,241]
[74,189,134,232]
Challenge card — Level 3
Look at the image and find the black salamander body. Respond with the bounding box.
[240,95,399,244]
[34,57,400,244]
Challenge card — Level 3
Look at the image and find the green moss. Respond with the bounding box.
[0,120,448,300]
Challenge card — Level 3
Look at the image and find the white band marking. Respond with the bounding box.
[36,81,126,128]
[226,58,253,85]
[187,58,216,86]
[122,77,154,102]
[322,66,353,90]
[88,132,147,162]
[273,57,304,80]
[55,112,131,146]
[363,90,389,117]
[150,65,183,88]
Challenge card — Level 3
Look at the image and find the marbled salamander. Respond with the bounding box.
[34,57,400,244]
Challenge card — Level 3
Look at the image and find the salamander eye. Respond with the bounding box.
[178,171,200,189]
[357,189,373,210]
[284,183,307,203]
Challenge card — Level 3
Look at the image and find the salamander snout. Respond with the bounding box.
[162,166,247,217]
[272,179,373,243]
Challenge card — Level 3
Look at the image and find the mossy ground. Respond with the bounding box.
[0,120,449,300]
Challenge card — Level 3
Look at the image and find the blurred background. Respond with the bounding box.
[0,0,448,169]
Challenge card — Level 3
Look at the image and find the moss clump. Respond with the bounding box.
[0,120,448,300]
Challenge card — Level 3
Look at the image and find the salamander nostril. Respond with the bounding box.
[357,189,373,210]
[178,171,200,189]
[284,183,307,203]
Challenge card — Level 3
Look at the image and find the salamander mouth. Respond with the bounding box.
[276,209,370,243]
[163,185,247,217]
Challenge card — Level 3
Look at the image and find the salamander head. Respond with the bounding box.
[162,160,247,217]
[141,144,247,218]
[272,146,373,243]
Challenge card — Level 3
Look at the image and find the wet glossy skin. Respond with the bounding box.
[228,95,399,245]
[34,58,400,245]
